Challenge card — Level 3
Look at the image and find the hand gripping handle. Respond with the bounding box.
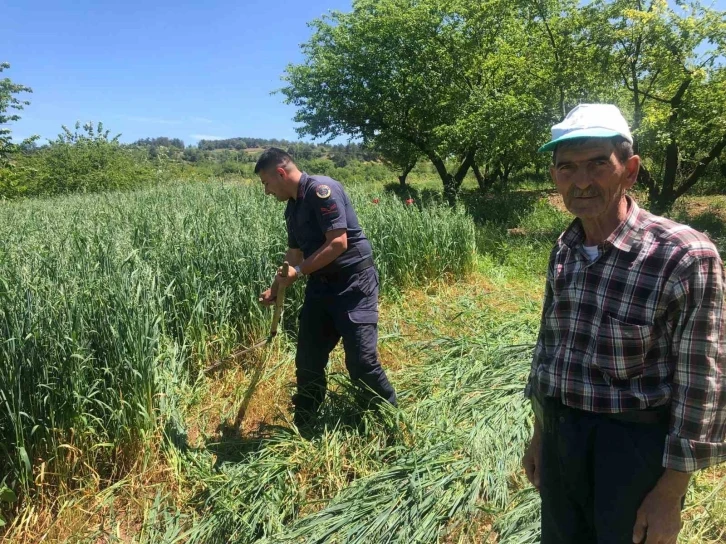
[270,261,290,337]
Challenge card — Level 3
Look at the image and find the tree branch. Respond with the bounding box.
[640,68,661,108]
[674,132,726,199]
[623,79,671,103]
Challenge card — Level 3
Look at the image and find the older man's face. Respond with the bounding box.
[550,139,638,220]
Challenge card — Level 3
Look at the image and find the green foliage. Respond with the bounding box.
[282,0,479,198]
[0,63,37,170]
[2,122,162,197]
[0,484,17,528]
[281,0,612,201]
[133,136,185,150]
[371,133,422,186]
[282,0,726,209]
[601,0,726,212]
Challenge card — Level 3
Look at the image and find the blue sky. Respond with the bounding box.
[1,0,353,145]
[2,0,724,146]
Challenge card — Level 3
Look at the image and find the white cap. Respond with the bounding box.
[538,104,633,152]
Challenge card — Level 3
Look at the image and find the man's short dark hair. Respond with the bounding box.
[553,136,634,165]
[254,147,294,174]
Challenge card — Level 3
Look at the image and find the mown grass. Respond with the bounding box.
[0,180,475,527]
[2,181,725,542]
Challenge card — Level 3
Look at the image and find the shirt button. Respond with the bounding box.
[559,416,566,423]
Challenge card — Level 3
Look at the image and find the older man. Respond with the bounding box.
[522,104,726,543]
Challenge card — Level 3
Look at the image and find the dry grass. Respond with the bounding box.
[2,439,181,543]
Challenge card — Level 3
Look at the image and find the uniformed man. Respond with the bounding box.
[522,104,726,543]
[256,147,397,427]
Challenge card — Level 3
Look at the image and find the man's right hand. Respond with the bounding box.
[258,288,276,306]
[522,422,543,491]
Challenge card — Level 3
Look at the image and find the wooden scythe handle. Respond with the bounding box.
[270,261,290,337]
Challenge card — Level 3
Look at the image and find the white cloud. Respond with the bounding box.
[190,116,214,124]
[190,134,225,140]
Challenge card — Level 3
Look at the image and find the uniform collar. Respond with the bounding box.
[561,195,643,252]
[297,172,310,199]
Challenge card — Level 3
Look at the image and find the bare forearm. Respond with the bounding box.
[300,240,346,275]
[654,469,691,498]
[284,248,303,267]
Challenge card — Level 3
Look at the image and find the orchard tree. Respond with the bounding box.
[282,0,532,203]
[602,0,726,212]
[459,0,615,189]
[370,133,422,186]
[282,0,617,200]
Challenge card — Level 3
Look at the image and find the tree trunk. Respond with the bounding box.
[674,132,726,200]
[453,148,476,191]
[646,140,679,214]
[651,78,692,213]
[398,159,416,186]
[429,155,457,206]
[472,163,486,192]
[429,149,476,206]
[501,162,513,187]
[484,163,501,190]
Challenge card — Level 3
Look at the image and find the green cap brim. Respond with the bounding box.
[537,128,624,153]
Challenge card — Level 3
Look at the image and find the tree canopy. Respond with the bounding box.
[283,0,726,209]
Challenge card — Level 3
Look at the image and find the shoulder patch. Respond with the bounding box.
[315,184,332,199]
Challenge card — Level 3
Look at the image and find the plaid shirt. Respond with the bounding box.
[526,196,726,472]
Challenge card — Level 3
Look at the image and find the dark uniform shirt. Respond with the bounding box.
[284,172,373,274]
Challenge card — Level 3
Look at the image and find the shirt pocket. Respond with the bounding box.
[593,314,654,380]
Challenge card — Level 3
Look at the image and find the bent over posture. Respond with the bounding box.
[523,104,726,543]
[256,148,397,427]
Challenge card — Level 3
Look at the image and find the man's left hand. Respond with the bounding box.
[276,265,297,288]
[632,486,683,543]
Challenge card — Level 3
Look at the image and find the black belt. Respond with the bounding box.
[310,256,375,283]
[531,390,669,426]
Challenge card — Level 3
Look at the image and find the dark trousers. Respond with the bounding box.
[294,266,397,416]
[539,397,669,544]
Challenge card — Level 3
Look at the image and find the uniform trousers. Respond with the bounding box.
[293,266,397,419]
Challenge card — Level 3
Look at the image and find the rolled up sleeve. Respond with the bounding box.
[665,257,726,472]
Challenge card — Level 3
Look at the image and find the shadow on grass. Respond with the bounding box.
[671,205,726,254]
[197,376,400,468]
[458,189,548,227]
[684,210,726,239]
[207,421,296,466]
[383,182,557,228]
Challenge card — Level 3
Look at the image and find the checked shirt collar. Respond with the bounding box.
[560,195,643,255]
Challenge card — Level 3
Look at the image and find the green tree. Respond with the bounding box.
[602,0,726,213]
[16,121,157,195]
[371,134,421,186]
[0,63,36,168]
[447,0,615,190]
[282,0,614,201]
[282,0,509,203]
